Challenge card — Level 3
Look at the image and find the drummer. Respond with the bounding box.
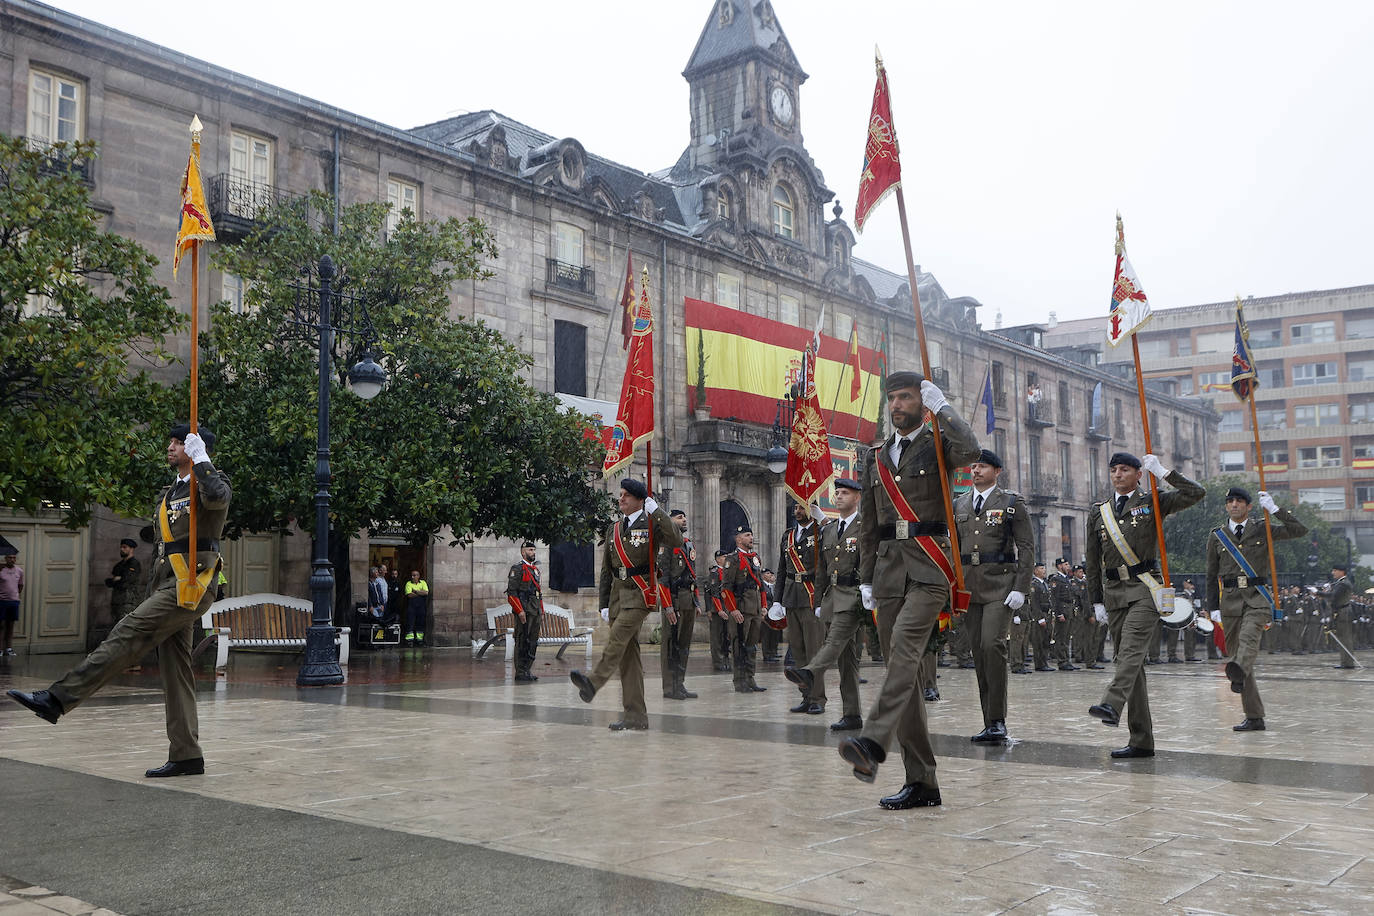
[1084,452,1204,760]
[1205,486,1308,732]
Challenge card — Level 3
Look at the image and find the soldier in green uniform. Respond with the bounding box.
[1206,487,1308,730]
[105,538,143,624]
[720,524,768,693]
[1075,565,1105,668]
[836,370,980,810]
[659,509,700,700]
[786,478,865,730]
[953,449,1033,743]
[1049,558,1078,670]
[1029,564,1054,671]
[776,501,826,713]
[1329,564,1357,669]
[706,551,732,671]
[569,479,682,730]
[1010,563,1044,674]
[9,424,231,778]
[504,541,544,682]
[1086,451,1204,759]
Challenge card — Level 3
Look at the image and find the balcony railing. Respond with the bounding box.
[207,173,302,240]
[1026,401,1054,427]
[1027,472,1061,504]
[546,258,595,296]
[26,138,92,184]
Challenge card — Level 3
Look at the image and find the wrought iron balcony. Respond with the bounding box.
[1027,472,1061,504]
[682,417,776,459]
[546,258,595,296]
[1087,425,1111,441]
[1026,401,1055,428]
[207,173,302,241]
[26,138,92,184]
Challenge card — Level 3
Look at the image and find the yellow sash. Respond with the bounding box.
[158,489,219,610]
[1097,502,1173,617]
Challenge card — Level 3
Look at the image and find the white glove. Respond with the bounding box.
[644,496,659,515]
[769,601,786,619]
[1258,491,1279,514]
[1004,590,1026,610]
[1094,603,1108,625]
[920,379,948,415]
[860,584,876,611]
[809,503,826,524]
[183,432,209,464]
[814,607,822,618]
[1210,610,1221,623]
[599,607,610,622]
[1012,615,1021,625]
[1140,453,1170,479]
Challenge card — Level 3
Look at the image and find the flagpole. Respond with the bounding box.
[1129,335,1170,587]
[894,187,968,608]
[189,241,199,561]
[1238,296,1281,607]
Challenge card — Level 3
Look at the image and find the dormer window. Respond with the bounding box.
[717,186,733,221]
[771,184,795,239]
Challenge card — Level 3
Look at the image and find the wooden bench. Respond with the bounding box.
[471,604,593,662]
[198,593,351,671]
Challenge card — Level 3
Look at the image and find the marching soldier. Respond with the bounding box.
[720,524,768,693]
[569,479,682,730]
[1049,558,1078,670]
[952,449,1033,743]
[505,541,544,682]
[776,501,827,714]
[659,509,700,700]
[836,370,981,810]
[785,478,865,730]
[1330,564,1357,669]
[1207,487,1308,730]
[1086,451,1204,759]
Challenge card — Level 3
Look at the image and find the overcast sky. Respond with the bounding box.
[50,0,1374,327]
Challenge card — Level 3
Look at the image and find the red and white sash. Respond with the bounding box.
[613,520,671,608]
[875,451,969,610]
[785,530,816,606]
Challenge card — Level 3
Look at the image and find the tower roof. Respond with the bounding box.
[683,0,807,81]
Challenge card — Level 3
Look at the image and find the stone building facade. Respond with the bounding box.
[0,0,1217,650]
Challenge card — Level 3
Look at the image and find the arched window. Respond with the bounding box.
[717,186,733,221]
[771,184,795,239]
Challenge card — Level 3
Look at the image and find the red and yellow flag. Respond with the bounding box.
[854,50,902,233]
[173,115,215,278]
[785,338,836,506]
[603,268,656,477]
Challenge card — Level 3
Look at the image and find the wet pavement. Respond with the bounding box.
[2,643,1372,915]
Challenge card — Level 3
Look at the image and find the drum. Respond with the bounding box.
[764,603,789,632]
[1159,596,1197,630]
[1193,615,1215,635]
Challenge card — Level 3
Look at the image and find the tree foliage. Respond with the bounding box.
[0,136,183,526]
[200,193,614,546]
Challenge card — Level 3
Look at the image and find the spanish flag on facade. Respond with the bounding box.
[172,115,215,279]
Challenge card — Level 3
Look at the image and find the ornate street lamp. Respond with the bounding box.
[766,391,798,475]
[289,254,388,686]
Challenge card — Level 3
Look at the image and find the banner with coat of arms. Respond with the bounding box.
[785,341,835,506]
[1106,213,1152,348]
[602,269,656,477]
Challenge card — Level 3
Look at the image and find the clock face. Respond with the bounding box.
[770,86,794,125]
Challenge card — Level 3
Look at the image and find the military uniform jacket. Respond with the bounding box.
[107,556,143,605]
[720,549,766,615]
[777,523,821,608]
[1331,576,1353,613]
[1048,572,1074,619]
[598,507,682,612]
[817,514,864,619]
[659,536,699,612]
[953,486,1033,602]
[148,462,232,597]
[858,406,982,597]
[1205,508,1308,613]
[505,560,543,616]
[1085,470,1205,608]
[1029,576,1051,623]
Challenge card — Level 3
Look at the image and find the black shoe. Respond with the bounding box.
[6,689,63,724]
[1097,656,1110,664]
[680,688,698,699]
[1110,745,1154,759]
[805,702,825,715]
[923,687,940,702]
[748,681,768,692]
[716,663,733,672]
[870,654,885,663]
[1089,703,1120,727]
[608,720,649,731]
[734,684,752,693]
[858,677,868,684]
[784,667,815,694]
[514,672,537,683]
[569,670,596,703]
[1087,663,1105,670]
[937,659,952,668]
[971,720,1008,743]
[1233,718,1266,731]
[879,782,942,809]
[830,714,863,732]
[839,736,884,783]
[664,689,689,700]
[145,757,205,777]
[1334,665,1356,670]
[1035,665,1054,672]
[1184,657,1200,663]
[1059,663,1079,671]
[790,700,810,713]
[1010,666,1028,674]
[1144,658,1159,665]
[1168,657,1183,664]
[958,660,976,669]
[1224,661,1246,694]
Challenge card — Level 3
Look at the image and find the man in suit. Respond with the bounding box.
[720,524,768,693]
[776,500,827,714]
[9,424,231,778]
[953,449,1034,743]
[569,478,682,730]
[1329,564,1358,669]
[786,478,865,730]
[1086,452,1204,759]
[835,370,980,809]
[505,541,544,682]
[659,509,700,700]
[1207,487,1308,730]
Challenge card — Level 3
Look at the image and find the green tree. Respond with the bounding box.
[0,136,183,526]
[200,193,614,553]
[1162,474,1369,586]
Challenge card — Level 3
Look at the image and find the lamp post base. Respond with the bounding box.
[296,625,345,686]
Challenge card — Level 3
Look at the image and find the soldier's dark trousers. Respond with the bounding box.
[709,613,731,668]
[1223,606,1268,718]
[513,609,542,674]
[968,599,1010,724]
[864,580,945,790]
[1100,596,1156,752]
[589,606,650,726]
[731,616,762,687]
[660,602,695,694]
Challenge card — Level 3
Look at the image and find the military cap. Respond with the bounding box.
[1033,561,1046,568]
[669,509,686,518]
[1332,563,1348,574]
[834,478,862,492]
[1055,557,1068,566]
[119,537,138,548]
[734,523,753,534]
[1225,486,1252,504]
[1108,451,1141,469]
[713,549,728,558]
[885,370,924,393]
[169,422,216,451]
[971,448,1003,469]
[619,478,647,500]
[1074,564,1086,572]
[520,540,536,548]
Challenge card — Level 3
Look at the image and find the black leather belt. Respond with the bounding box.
[830,571,861,587]
[614,564,651,580]
[1223,575,1267,588]
[876,522,947,541]
[1104,560,1157,582]
[157,538,219,557]
[795,573,815,582]
[961,551,1016,566]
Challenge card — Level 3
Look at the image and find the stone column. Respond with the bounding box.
[698,462,724,555]
[770,477,787,548]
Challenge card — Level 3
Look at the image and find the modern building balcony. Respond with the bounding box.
[206,174,303,242]
[546,259,595,296]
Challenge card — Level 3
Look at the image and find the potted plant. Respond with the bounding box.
[693,329,710,420]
